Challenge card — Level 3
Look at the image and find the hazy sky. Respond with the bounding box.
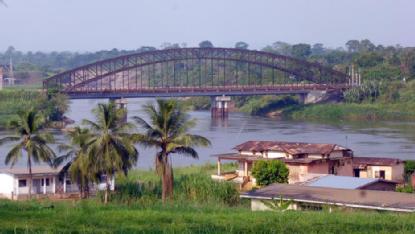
[0,0,413,52]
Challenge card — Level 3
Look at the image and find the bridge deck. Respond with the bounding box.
[66,84,350,99]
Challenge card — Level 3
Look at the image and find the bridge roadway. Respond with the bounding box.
[65,83,350,99]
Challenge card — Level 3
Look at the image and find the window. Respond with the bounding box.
[41,178,50,186]
[18,179,27,187]
[375,170,386,179]
[353,169,360,177]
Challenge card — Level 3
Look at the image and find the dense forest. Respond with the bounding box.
[1,39,415,121]
[1,39,414,84]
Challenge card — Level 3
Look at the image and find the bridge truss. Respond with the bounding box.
[43,48,350,98]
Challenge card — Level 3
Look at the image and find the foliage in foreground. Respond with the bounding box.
[251,160,289,186]
[1,198,415,233]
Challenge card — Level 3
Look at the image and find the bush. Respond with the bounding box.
[175,174,239,206]
[396,185,414,193]
[251,160,289,186]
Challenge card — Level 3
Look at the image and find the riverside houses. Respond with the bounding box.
[212,140,405,189]
[0,166,114,200]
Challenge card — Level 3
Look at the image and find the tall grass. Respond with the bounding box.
[110,163,240,207]
[0,89,43,127]
[1,198,415,233]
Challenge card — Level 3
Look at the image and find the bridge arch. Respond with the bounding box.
[43,47,350,98]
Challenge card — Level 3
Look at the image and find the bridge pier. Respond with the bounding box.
[298,91,327,104]
[211,96,231,119]
[110,97,128,122]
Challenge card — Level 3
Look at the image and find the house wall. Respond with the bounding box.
[267,151,287,158]
[358,164,404,182]
[366,166,393,180]
[308,154,323,159]
[16,176,56,195]
[307,162,329,175]
[286,164,309,183]
[330,151,344,158]
[0,174,15,199]
[336,158,353,176]
[391,163,404,183]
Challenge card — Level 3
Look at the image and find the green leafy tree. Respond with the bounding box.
[251,160,289,186]
[235,41,249,50]
[132,99,211,203]
[0,109,56,199]
[83,102,138,204]
[291,43,311,59]
[346,40,360,53]
[199,40,214,48]
[54,126,94,199]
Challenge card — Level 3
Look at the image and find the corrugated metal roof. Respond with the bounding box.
[233,141,350,155]
[353,156,402,167]
[241,183,415,212]
[0,166,62,175]
[306,175,379,189]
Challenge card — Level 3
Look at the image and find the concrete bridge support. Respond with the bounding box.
[211,96,231,118]
[298,91,328,104]
[111,97,128,122]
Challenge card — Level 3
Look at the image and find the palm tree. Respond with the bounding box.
[83,102,138,204]
[54,126,94,199]
[0,109,56,199]
[132,99,211,203]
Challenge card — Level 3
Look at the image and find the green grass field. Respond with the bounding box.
[1,164,415,233]
[1,199,415,233]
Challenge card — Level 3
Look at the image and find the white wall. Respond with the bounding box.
[267,152,286,158]
[0,174,15,198]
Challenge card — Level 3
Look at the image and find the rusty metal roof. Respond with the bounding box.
[352,156,402,167]
[212,153,333,165]
[233,141,349,155]
[241,183,415,212]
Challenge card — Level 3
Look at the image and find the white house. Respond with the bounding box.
[0,166,114,200]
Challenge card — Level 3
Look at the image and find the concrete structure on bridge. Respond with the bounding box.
[211,96,232,118]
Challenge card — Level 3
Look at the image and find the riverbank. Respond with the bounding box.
[1,164,415,233]
[0,89,42,127]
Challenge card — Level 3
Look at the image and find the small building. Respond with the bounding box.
[0,167,114,200]
[352,157,404,183]
[212,140,354,187]
[241,183,415,212]
[302,174,398,191]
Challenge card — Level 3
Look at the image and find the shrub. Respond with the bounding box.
[175,174,240,206]
[251,160,289,186]
[396,185,414,193]
[404,160,415,175]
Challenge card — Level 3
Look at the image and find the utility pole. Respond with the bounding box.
[0,66,3,90]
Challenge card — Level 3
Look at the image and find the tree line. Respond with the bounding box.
[1,39,414,83]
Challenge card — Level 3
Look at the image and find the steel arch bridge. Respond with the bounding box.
[43,47,351,99]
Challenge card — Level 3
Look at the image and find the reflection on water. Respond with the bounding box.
[1,98,415,169]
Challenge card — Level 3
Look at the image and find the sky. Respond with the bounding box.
[0,0,414,52]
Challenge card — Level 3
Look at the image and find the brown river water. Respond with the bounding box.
[1,98,415,169]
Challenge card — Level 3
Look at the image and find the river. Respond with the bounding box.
[1,98,415,169]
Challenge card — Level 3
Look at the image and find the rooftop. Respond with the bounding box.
[242,183,415,212]
[304,174,396,190]
[212,153,329,164]
[353,156,402,167]
[234,141,349,155]
[0,166,62,176]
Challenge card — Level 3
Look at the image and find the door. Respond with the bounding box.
[32,179,42,194]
